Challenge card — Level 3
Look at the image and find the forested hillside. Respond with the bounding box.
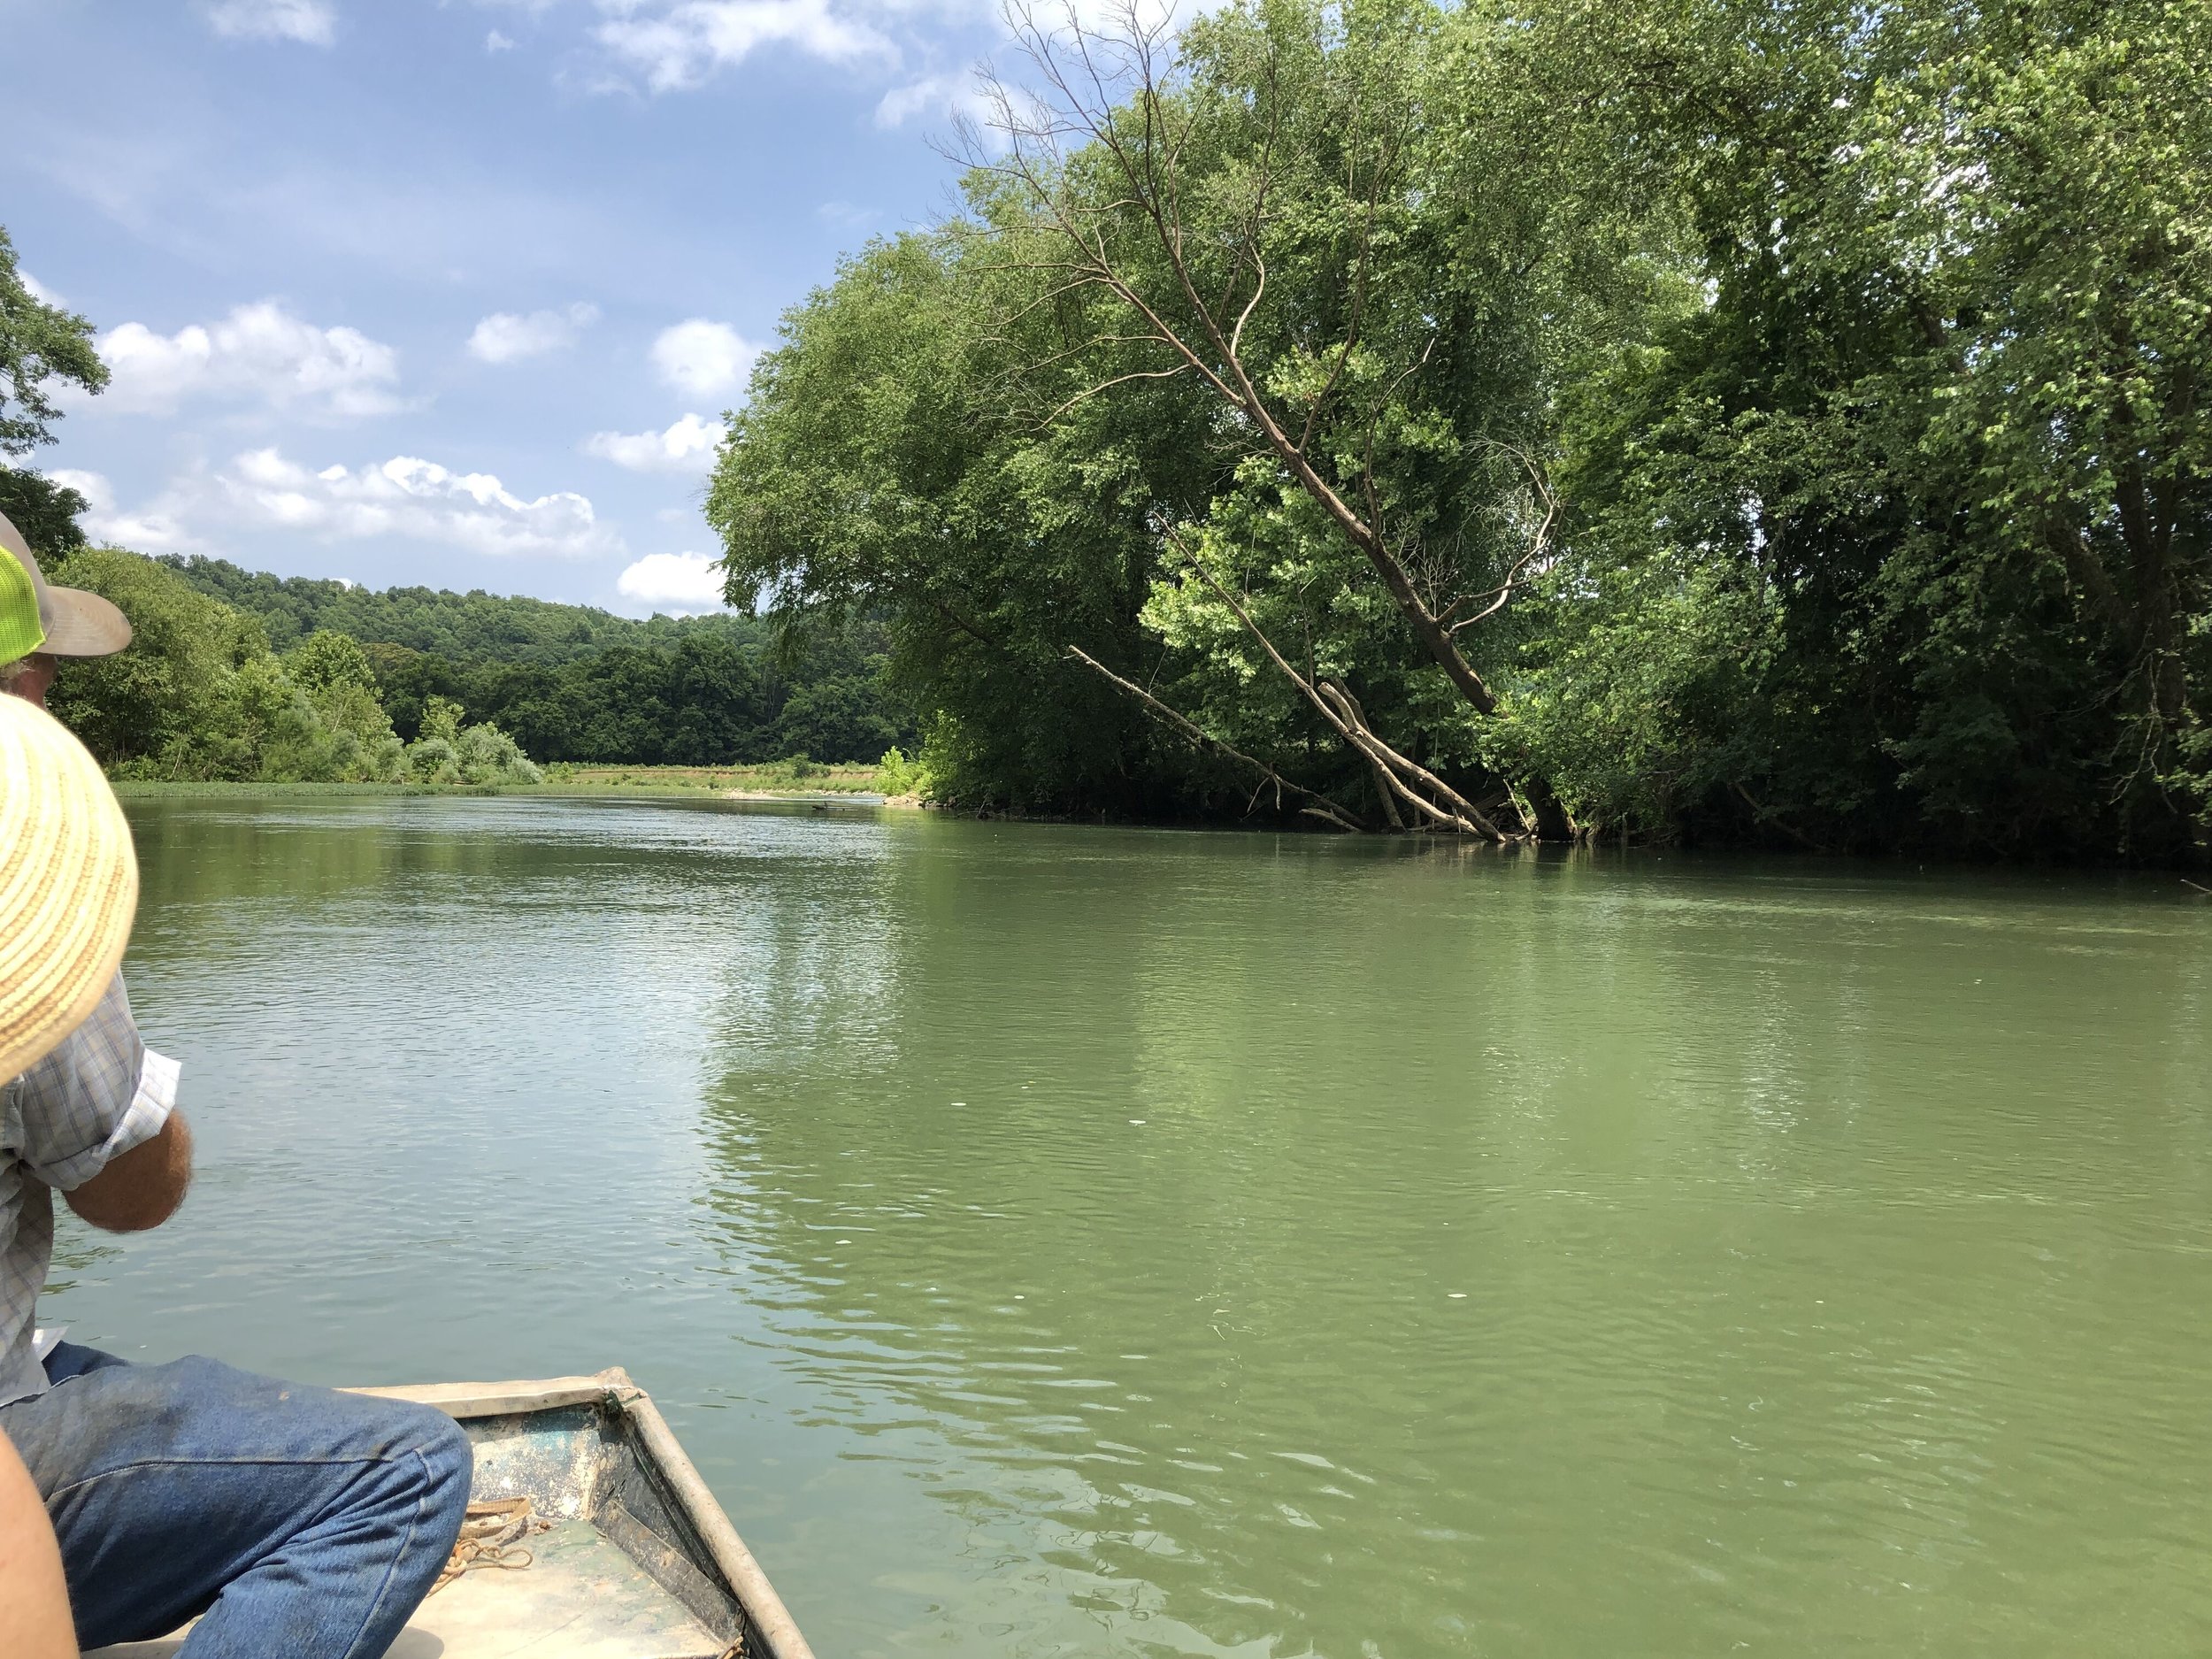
[162,557,744,664]
[25,546,910,781]
[162,556,911,764]
[710,0,2210,860]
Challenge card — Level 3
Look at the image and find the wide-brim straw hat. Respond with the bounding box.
[0,695,137,1079]
[0,510,132,658]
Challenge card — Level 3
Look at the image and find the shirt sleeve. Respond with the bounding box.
[7,972,179,1194]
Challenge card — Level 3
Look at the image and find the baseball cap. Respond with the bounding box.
[0,510,132,658]
[0,545,42,664]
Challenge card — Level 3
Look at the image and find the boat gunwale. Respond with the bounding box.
[347,1368,816,1659]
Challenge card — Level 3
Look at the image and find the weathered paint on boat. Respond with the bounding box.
[87,1368,814,1659]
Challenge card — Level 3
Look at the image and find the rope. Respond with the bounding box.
[431,1492,749,1659]
[430,1497,551,1595]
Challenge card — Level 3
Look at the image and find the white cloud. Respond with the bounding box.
[211,448,617,558]
[88,302,403,419]
[582,411,726,473]
[204,0,338,45]
[62,449,616,559]
[466,303,599,364]
[19,271,63,306]
[617,551,728,611]
[874,72,992,130]
[487,28,518,50]
[650,319,757,399]
[46,469,205,555]
[594,0,893,91]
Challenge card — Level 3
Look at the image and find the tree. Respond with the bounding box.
[710,230,1208,811]
[711,0,1656,832]
[710,0,2210,858]
[0,225,108,557]
[961,0,1638,835]
[0,471,93,561]
[45,546,269,772]
[1508,0,2212,854]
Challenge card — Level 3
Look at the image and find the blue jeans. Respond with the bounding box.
[0,1343,472,1656]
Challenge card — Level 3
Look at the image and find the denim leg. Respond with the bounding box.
[0,1344,472,1657]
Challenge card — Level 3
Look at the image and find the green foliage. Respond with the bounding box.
[0,466,91,558]
[1,224,106,553]
[160,555,753,663]
[707,0,1662,824]
[165,557,913,766]
[709,226,1195,813]
[285,628,379,695]
[872,745,930,798]
[42,548,536,784]
[403,717,540,786]
[45,546,275,776]
[0,226,107,459]
[419,693,465,744]
[1505,0,2212,855]
[707,0,2211,857]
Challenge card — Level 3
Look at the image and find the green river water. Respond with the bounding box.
[45,795,2212,1655]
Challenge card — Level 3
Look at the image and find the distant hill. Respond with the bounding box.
[159,555,762,664]
[157,555,914,764]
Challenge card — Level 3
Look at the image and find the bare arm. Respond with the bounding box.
[0,1431,75,1658]
[63,1110,192,1233]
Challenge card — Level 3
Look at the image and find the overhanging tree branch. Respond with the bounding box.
[1064,644,1367,830]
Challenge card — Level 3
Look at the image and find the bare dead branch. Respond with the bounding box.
[1042,364,1194,424]
[1160,526,1505,838]
[989,0,1516,726]
[1064,644,1366,830]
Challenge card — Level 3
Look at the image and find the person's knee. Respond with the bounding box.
[401,1407,473,1532]
[344,1397,472,1541]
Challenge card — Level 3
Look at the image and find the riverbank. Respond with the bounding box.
[110,761,888,800]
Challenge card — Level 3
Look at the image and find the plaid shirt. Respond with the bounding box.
[0,972,178,1405]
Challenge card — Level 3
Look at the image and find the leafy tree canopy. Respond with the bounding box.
[708,0,2212,858]
[0,223,107,557]
[0,227,105,457]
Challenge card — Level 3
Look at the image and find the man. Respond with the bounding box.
[0,628,146,1659]
[0,518,474,1656]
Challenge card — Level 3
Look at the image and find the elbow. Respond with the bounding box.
[63,1113,194,1234]
[79,1184,188,1233]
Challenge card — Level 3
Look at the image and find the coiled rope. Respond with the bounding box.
[431,1497,550,1594]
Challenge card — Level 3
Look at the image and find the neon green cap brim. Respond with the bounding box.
[0,550,46,664]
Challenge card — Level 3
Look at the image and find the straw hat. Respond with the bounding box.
[0,511,132,658]
[0,693,137,1080]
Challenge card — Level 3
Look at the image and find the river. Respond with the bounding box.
[46,794,2212,1655]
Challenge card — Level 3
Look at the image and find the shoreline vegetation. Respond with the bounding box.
[0,532,922,792]
[111,759,905,800]
[4,0,2208,865]
[703,0,2210,864]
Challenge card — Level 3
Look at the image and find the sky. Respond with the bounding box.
[0,0,1018,614]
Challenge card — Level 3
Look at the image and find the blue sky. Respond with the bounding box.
[2,0,1011,612]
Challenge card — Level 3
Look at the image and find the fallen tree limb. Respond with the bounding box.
[1063,646,1367,832]
[1157,528,1505,840]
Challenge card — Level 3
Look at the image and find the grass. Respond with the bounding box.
[539,760,882,794]
[109,780,501,798]
[110,760,888,799]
